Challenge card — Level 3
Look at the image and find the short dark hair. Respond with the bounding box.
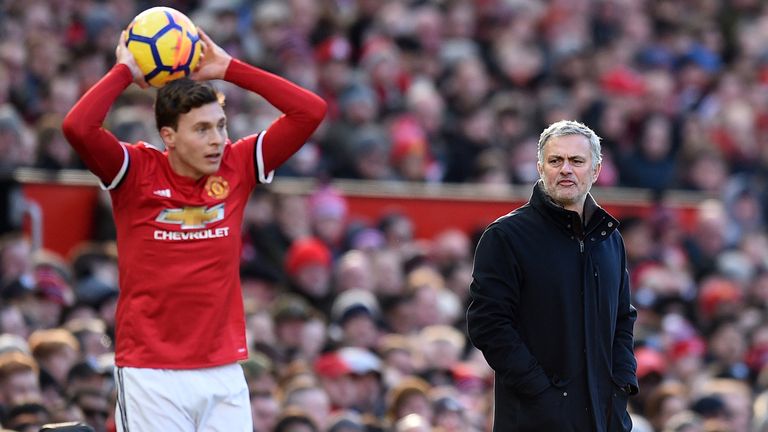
[155,79,224,130]
[273,408,319,432]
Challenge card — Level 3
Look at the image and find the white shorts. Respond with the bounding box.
[114,363,251,432]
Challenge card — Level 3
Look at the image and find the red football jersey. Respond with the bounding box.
[62,60,327,370]
[109,135,265,368]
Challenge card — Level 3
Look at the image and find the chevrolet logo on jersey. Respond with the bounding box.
[155,204,225,229]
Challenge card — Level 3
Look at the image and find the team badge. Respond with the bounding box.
[205,176,230,199]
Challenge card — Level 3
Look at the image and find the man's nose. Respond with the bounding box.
[210,129,224,145]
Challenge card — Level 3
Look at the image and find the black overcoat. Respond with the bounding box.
[467,182,638,432]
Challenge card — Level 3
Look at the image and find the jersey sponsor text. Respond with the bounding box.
[153,227,230,241]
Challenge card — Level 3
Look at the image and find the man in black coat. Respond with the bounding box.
[467,120,638,431]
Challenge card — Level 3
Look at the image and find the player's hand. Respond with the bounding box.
[190,29,232,81]
[116,30,149,89]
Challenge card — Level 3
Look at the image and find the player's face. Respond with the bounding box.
[164,102,228,179]
[537,134,600,213]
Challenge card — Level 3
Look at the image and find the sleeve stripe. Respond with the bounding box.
[100,144,129,190]
[255,130,274,184]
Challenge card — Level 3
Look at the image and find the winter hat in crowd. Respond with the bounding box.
[284,237,332,276]
[314,351,352,379]
[308,186,348,221]
[330,289,380,325]
[337,347,381,376]
[272,294,312,324]
[315,35,352,64]
[34,265,74,306]
[698,277,743,320]
[635,346,667,380]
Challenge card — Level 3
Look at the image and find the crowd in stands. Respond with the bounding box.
[1,0,768,431]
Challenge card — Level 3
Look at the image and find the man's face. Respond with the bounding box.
[1,370,42,406]
[537,134,600,213]
[163,102,228,179]
[251,394,279,432]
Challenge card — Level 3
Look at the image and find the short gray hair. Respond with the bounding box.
[537,120,602,169]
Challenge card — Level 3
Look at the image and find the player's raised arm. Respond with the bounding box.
[62,31,148,187]
[194,30,327,175]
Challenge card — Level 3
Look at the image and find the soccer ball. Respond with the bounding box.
[125,7,202,87]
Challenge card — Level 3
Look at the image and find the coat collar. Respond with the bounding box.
[529,180,619,238]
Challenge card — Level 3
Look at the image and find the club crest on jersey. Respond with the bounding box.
[155,203,225,229]
[205,176,230,199]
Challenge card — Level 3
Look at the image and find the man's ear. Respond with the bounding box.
[593,162,602,182]
[159,126,176,149]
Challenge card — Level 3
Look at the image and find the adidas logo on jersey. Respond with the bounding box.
[153,189,171,198]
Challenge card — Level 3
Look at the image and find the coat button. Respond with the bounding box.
[563,392,568,396]
[607,222,613,227]
[601,231,606,236]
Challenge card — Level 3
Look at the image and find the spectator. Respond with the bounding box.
[27,254,75,330]
[431,394,469,432]
[63,318,111,365]
[284,238,334,315]
[617,114,679,191]
[418,325,465,378]
[337,346,385,419]
[250,390,280,432]
[0,233,33,294]
[27,328,79,390]
[269,294,316,365]
[326,411,366,432]
[683,200,730,282]
[241,353,280,432]
[70,388,108,432]
[314,35,354,122]
[330,289,381,349]
[334,250,375,293]
[3,402,50,432]
[308,186,349,255]
[370,249,405,298]
[66,361,109,397]
[0,304,28,340]
[386,376,433,427]
[661,410,705,432]
[34,115,80,171]
[314,351,358,413]
[644,380,690,431]
[323,83,380,178]
[272,407,320,432]
[0,351,42,416]
[377,334,416,389]
[281,382,331,431]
